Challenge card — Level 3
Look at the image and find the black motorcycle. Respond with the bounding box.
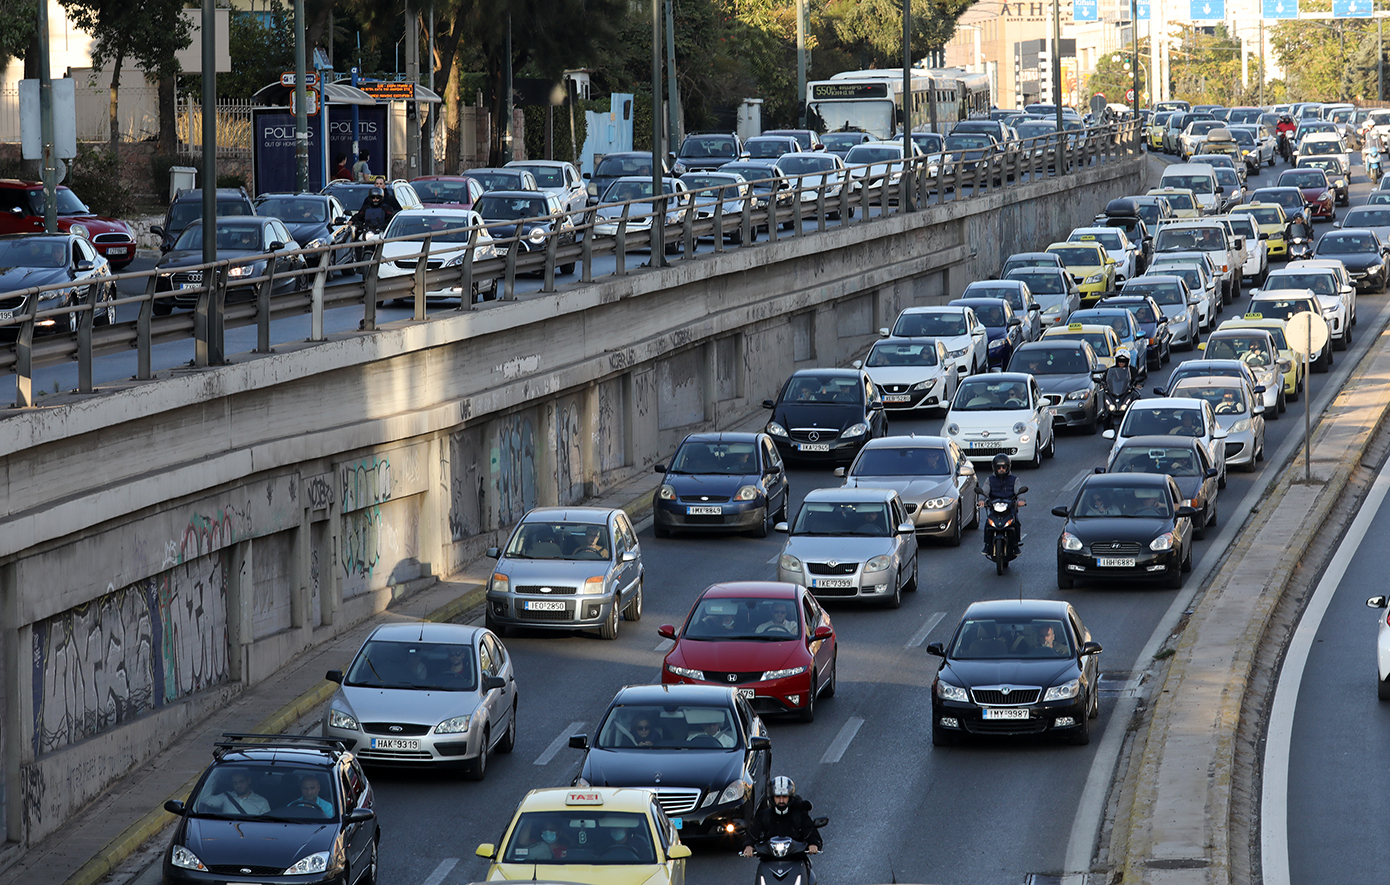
[1102,372,1141,430]
[747,824,829,885]
[977,485,1027,575]
[1277,132,1293,163]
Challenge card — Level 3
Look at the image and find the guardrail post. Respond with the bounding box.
[257,260,277,352]
[615,203,630,276]
[543,223,558,293]
[413,234,431,320]
[953,157,964,201]
[194,269,212,367]
[137,274,155,379]
[713,188,725,252]
[502,232,519,299]
[362,241,382,331]
[77,282,96,393]
[682,201,695,257]
[740,193,752,246]
[838,176,851,220]
[458,228,477,306]
[211,265,227,365]
[13,289,36,407]
[766,187,778,243]
[580,220,595,282]
[311,248,330,340]
[793,175,805,236]
[816,180,827,232]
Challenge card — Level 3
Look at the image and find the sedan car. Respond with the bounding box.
[945,372,1056,468]
[659,581,836,720]
[776,486,918,607]
[837,435,979,545]
[251,192,353,271]
[568,685,772,838]
[1169,347,1284,417]
[1118,275,1200,350]
[0,180,137,268]
[153,217,306,314]
[1041,322,1123,369]
[1046,241,1117,304]
[1229,202,1288,259]
[0,233,117,334]
[1004,267,1083,330]
[1069,307,1150,378]
[504,160,588,214]
[484,507,645,640]
[1312,228,1387,295]
[1274,169,1335,221]
[1247,186,1308,226]
[1096,294,1173,370]
[1337,206,1390,247]
[473,190,577,273]
[763,367,888,465]
[718,161,797,223]
[845,141,920,198]
[852,336,958,413]
[652,432,789,537]
[1146,255,1220,330]
[775,152,850,217]
[948,297,1025,368]
[960,279,1042,341]
[592,177,691,245]
[408,174,486,211]
[926,598,1102,745]
[462,167,539,193]
[376,208,499,302]
[322,622,517,778]
[1295,156,1349,205]
[1104,435,1220,539]
[1102,396,1228,488]
[1052,472,1199,589]
[884,305,990,376]
[1249,286,1334,368]
[680,172,753,243]
[1167,376,1266,471]
[1007,339,1105,433]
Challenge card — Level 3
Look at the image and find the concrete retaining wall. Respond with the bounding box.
[0,157,1141,849]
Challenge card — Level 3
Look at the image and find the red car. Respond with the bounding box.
[659,581,837,722]
[409,175,485,211]
[1276,168,1335,221]
[0,179,137,268]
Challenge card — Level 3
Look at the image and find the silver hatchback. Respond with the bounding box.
[775,487,919,609]
[485,507,644,640]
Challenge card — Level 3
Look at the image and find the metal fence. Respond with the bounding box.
[0,122,1141,408]
[0,84,162,144]
[177,97,255,158]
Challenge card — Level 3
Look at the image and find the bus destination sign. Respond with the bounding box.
[809,82,891,100]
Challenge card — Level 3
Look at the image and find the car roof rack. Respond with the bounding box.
[213,732,348,758]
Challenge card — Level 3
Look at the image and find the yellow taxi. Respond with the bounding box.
[476,787,690,884]
[1045,241,1116,304]
[1147,114,1171,150]
[1214,314,1305,400]
[1146,186,1202,219]
[1042,322,1125,368]
[1229,202,1288,258]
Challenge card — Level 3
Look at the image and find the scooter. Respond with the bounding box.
[1287,231,1314,261]
[1277,132,1293,163]
[977,485,1027,575]
[1101,372,1141,430]
[747,819,829,885]
[1368,148,1383,184]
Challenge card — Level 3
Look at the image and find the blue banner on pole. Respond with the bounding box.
[1190,0,1224,19]
[1074,0,1099,21]
[1137,0,1151,19]
[1333,0,1371,16]
[1261,0,1297,18]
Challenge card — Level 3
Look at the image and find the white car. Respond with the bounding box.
[1262,266,1353,350]
[1364,594,1390,698]
[377,208,499,300]
[845,141,923,195]
[1103,396,1228,488]
[1213,213,1266,284]
[882,305,990,377]
[775,152,849,209]
[1282,260,1358,343]
[504,160,588,215]
[1167,376,1266,471]
[1067,226,1138,281]
[1147,255,1220,329]
[943,372,1056,469]
[852,336,959,414]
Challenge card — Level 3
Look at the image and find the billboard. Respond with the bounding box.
[253,105,388,195]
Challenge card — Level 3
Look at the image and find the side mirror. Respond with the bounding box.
[1016,486,1028,495]
[1234,236,1245,249]
[621,550,638,562]
[1102,429,1116,439]
[1092,371,1108,382]
[1213,428,1229,439]
[1093,466,1108,474]
[658,624,677,640]
[476,844,496,860]
[851,359,863,369]
[1028,303,1041,311]
[1008,317,1023,327]
[150,224,165,236]
[897,521,916,534]
[326,669,344,684]
[568,734,589,750]
[925,642,945,657]
[1367,595,1389,609]
[773,521,789,533]
[75,259,93,271]
[668,844,693,860]
[812,816,830,828]
[164,799,186,816]
[1253,385,1266,395]
[748,735,772,751]
[1080,640,1103,655]
[345,807,376,824]
[869,401,883,411]
[654,463,667,474]
[485,546,500,559]
[1051,505,1070,517]
[1205,467,1219,478]
[833,467,846,477]
[482,674,506,691]
[762,399,775,409]
[268,240,286,251]
[878,327,891,338]
[335,215,350,225]
[1153,386,1166,396]
[812,625,833,641]
[1177,505,1199,518]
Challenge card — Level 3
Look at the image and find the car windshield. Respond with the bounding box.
[681,136,739,158]
[893,312,967,336]
[602,180,678,202]
[1252,190,1302,212]
[508,165,567,187]
[502,810,657,864]
[1154,192,1197,210]
[865,341,938,367]
[1279,171,1326,188]
[168,199,254,230]
[953,378,1030,410]
[1300,159,1342,176]
[596,704,739,750]
[845,146,903,163]
[412,179,475,203]
[505,521,612,560]
[256,197,327,222]
[26,187,89,216]
[851,445,949,476]
[595,155,655,177]
[1215,169,1241,189]
[946,135,991,150]
[1316,234,1377,254]
[1163,175,1214,194]
[323,184,373,212]
[173,223,262,252]
[1155,228,1226,251]
[1017,122,1057,138]
[824,132,869,150]
[668,441,759,475]
[949,617,1073,659]
[963,302,1006,325]
[188,762,338,821]
[1073,485,1175,518]
[1123,282,1184,305]
[470,171,525,191]
[1204,336,1272,365]
[1345,209,1390,227]
[1006,269,1065,293]
[1150,264,1203,289]
[682,175,741,195]
[777,155,838,174]
[1049,330,1112,354]
[475,195,550,220]
[790,500,892,536]
[1234,206,1282,225]
[682,597,800,641]
[1172,384,1247,414]
[1120,406,1204,437]
[0,237,68,268]
[1112,302,1158,324]
[343,639,477,690]
[1010,346,1088,374]
[1251,297,1313,319]
[1070,231,1123,250]
[1265,273,1335,295]
[383,214,476,242]
[1229,129,1256,145]
[911,133,944,152]
[1049,246,1103,265]
[963,284,1025,309]
[782,375,862,404]
[1300,142,1341,157]
[1071,313,1132,339]
[1112,445,1201,476]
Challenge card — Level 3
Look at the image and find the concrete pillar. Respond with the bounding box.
[537,402,557,507]
[1,563,21,843]
[582,382,601,498]
[420,435,445,580]
[702,342,717,423]
[291,523,307,632]
[227,540,253,683]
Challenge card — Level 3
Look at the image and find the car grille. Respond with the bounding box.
[356,747,434,761]
[516,603,575,620]
[971,687,1041,705]
[651,787,702,815]
[208,865,285,876]
[0,295,26,311]
[810,585,860,597]
[903,503,919,514]
[515,585,578,595]
[880,383,911,393]
[362,722,432,736]
[789,429,840,443]
[806,561,858,575]
[1042,394,1065,407]
[702,670,764,685]
[1071,274,1087,284]
[678,495,730,504]
[967,718,1047,735]
[1089,541,1142,556]
[394,258,445,270]
[92,232,132,243]
[171,271,203,285]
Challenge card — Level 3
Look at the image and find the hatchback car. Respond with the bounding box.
[592,177,691,244]
[763,367,888,465]
[948,297,1025,368]
[851,336,957,413]
[775,486,919,608]
[1103,396,1228,487]
[823,130,874,157]
[1170,346,1284,416]
[1249,287,1333,369]
[1146,254,1220,329]
[251,192,353,272]
[1069,307,1150,378]
[1042,322,1123,369]
[1052,472,1199,589]
[1294,156,1349,205]
[473,190,577,273]
[659,581,837,721]
[1228,202,1288,259]
[960,279,1042,340]
[322,622,517,779]
[1167,376,1266,471]
[883,305,990,376]
[945,372,1056,468]
[1004,267,1083,330]
[1104,435,1220,539]
[775,152,850,216]
[1275,169,1336,221]
[926,598,1102,745]
[484,507,644,640]
[679,171,753,243]
[376,208,500,302]
[1066,227,1138,281]
[1215,315,1304,401]
[652,432,789,537]
[1006,339,1105,433]
[1000,251,1065,277]
[153,217,306,314]
[1046,241,1117,304]
[0,233,117,334]
[1267,262,1356,348]
[1117,276,1200,350]
[835,435,979,544]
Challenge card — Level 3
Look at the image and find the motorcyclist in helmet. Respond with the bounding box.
[741,777,822,858]
[351,185,394,234]
[1275,115,1296,160]
[1106,350,1140,390]
[981,453,1025,555]
[1286,210,1313,243]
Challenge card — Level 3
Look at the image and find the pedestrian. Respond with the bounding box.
[333,154,350,181]
[352,150,372,182]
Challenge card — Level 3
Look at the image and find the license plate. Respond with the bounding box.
[883,394,911,403]
[524,600,566,611]
[970,442,1005,451]
[982,708,1029,720]
[369,738,419,750]
[106,247,128,256]
[686,505,722,515]
[0,310,11,321]
[1097,557,1136,567]
[736,688,754,699]
[798,443,830,452]
[812,578,854,588]
[179,282,199,290]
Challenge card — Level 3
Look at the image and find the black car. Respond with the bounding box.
[926,598,1102,745]
[1313,228,1388,292]
[568,684,772,839]
[1005,339,1105,432]
[252,193,354,271]
[672,133,743,175]
[652,432,790,538]
[1097,294,1173,370]
[1052,473,1199,589]
[1103,435,1220,539]
[585,152,671,205]
[153,217,306,314]
[162,733,378,885]
[762,368,888,465]
[152,186,256,253]
[0,233,117,335]
[473,190,577,272]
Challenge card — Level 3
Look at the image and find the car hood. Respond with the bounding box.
[285,222,329,244]
[949,408,1036,430]
[497,557,612,583]
[770,403,864,431]
[59,214,131,236]
[1296,185,1329,200]
[335,684,479,724]
[668,639,803,672]
[179,816,335,871]
[664,473,759,497]
[489,863,669,884]
[1171,475,1207,500]
[581,747,745,792]
[0,266,71,293]
[1066,516,1175,540]
[781,535,898,559]
[1032,372,1094,395]
[842,476,954,504]
[1323,252,1382,272]
[158,248,263,269]
[1156,303,1189,321]
[939,657,1077,689]
[863,365,946,386]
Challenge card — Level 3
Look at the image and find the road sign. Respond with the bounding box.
[1285,312,1329,355]
[280,71,319,88]
[1191,0,1224,18]
[1333,0,1372,15]
[1090,93,1108,118]
[359,81,416,101]
[1075,0,1099,21]
[291,86,320,117]
[1137,0,1151,19]
[1126,88,1136,102]
[18,78,76,161]
[1262,0,1297,18]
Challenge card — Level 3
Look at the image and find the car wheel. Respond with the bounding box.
[884,578,902,610]
[751,506,771,539]
[623,579,643,621]
[1218,465,1227,489]
[361,838,379,885]
[599,602,620,640]
[1089,683,1101,719]
[1027,441,1042,470]
[1066,709,1091,745]
[1194,508,1208,540]
[1379,677,1390,701]
[905,556,919,591]
[1043,430,1056,459]
[1345,324,1353,348]
[1317,348,1332,372]
[497,702,518,753]
[823,654,838,698]
[466,730,489,781]
[799,678,817,722]
[947,506,962,547]
[1162,341,1172,364]
[1181,543,1193,572]
[1167,562,1185,589]
[932,719,955,746]
[1057,569,1075,589]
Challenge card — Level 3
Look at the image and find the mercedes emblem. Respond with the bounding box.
[807,431,820,442]
[654,772,662,784]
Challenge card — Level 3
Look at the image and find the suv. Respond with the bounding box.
[1152,220,1242,305]
[153,187,256,253]
[162,733,379,885]
[0,179,137,269]
[673,133,742,175]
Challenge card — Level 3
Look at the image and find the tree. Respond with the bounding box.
[1087,40,1149,106]
[219,8,295,101]
[0,0,36,76]
[821,0,975,70]
[56,0,191,149]
[1270,19,1382,101]
[1168,24,1245,107]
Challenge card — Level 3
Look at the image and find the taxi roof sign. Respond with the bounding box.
[1243,312,1264,319]
[566,792,604,806]
[1067,322,1085,330]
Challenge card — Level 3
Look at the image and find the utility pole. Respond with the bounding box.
[204,0,218,262]
[665,0,678,151]
[651,0,664,264]
[1132,0,1141,117]
[293,0,308,192]
[903,0,913,210]
[406,1,420,175]
[797,0,807,127]
[37,0,56,232]
[427,0,435,174]
[1052,0,1064,131]
[503,12,513,161]
[1259,17,1266,106]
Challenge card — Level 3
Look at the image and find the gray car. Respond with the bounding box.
[775,487,919,608]
[485,507,644,640]
[322,622,517,779]
[834,436,979,546]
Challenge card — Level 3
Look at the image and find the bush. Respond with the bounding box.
[216,173,246,190]
[67,144,133,217]
[521,102,589,165]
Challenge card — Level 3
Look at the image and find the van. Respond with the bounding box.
[1159,164,1222,215]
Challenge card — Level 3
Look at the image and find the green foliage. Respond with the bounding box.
[219,8,295,101]
[822,0,974,71]
[0,0,35,73]
[1270,19,1385,101]
[216,173,247,190]
[1087,42,1149,106]
[1169,24,1250,107]
[68,143,133,217]
[58,0,191,83]
[521,103,590,164]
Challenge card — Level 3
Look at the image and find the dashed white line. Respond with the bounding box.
[421,858,458,885]
[1061,468,1092,493]
[819,716,865,764]
[534,721,585,766]
[765,552,781,565]
[654,638,675,653]
[906,612,947,648]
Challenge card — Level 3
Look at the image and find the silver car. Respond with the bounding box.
[775,487,919,609]
[1168,376,1266,470]
[322,622,517,779]
[485,507,644,640]
[835,436,979,545]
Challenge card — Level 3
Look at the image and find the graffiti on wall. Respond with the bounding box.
[490,413,537,528]
[597,378,626,473]
[340,455,391,583]
[447,430,484,542]
[555,397,584,505]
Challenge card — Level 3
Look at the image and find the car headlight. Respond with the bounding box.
[581,576,605,595]
[1371,262,1385,272]
[1061,532,1083,551]
[329,709,359,731]
[306,237,326,249]
[673,162,688,174]
[1084,272,1104,284]
[911,378,936,391]
[718,779,752,804]
[1043,679,1081,702]
[587,183,599,197]
[767,422,788,437]
[842,423,869,438]
[227,264,256,277]
[1042,303,1064,316]
[761,666,807,680]
[864,554,891,573]
[490,573,509,594]
[946,423,960,435]
[922,496,952,510]
[735,485,760,501]
[936,681,969,702]
[284,852,330,876]
[1012,422,1028,434]
[989,338,1005,350]
[435,714,472,734]
[1065,388,1090,401]
[659,484,676,500]
[1150,533,1175,551]
[68,223,90,240]
[779,553,802,571]
[171,846,207,871]
[1231,418,1250,433]
[667,664,702,679]
[946,345,969,358]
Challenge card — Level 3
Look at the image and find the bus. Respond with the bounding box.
[806,67,991,140]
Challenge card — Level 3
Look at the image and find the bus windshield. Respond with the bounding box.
[808,99,894,140]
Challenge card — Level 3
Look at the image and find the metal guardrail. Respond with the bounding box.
[0,122,1140,409]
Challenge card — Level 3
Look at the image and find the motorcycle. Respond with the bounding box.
[1287,231,1314,261]
[1102,371,1141,430]
[747,824,829,885]
[1277,132,1293,163]
[976,485,1027,575]
[1368,148,1383,184]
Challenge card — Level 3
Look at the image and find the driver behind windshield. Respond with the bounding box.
[756,602,798,634]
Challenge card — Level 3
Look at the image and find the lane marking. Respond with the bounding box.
[534,721,585,766]
[765,552,781,565]
[421,859,458,885]
[654,638,674,653]
[906,612,947,648]
[1061,468,1091,493]
[819,716,865,764]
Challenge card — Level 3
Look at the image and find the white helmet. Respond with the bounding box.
[771,776,795,814]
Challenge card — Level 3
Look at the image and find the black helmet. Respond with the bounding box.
[992,453,1011,473]
[368,186,385,204]
[1115,351,1131,365]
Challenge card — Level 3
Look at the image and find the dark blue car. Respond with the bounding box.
[652,432,790,538]
[949,297,1025,368]
[1097,294,1173,371]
